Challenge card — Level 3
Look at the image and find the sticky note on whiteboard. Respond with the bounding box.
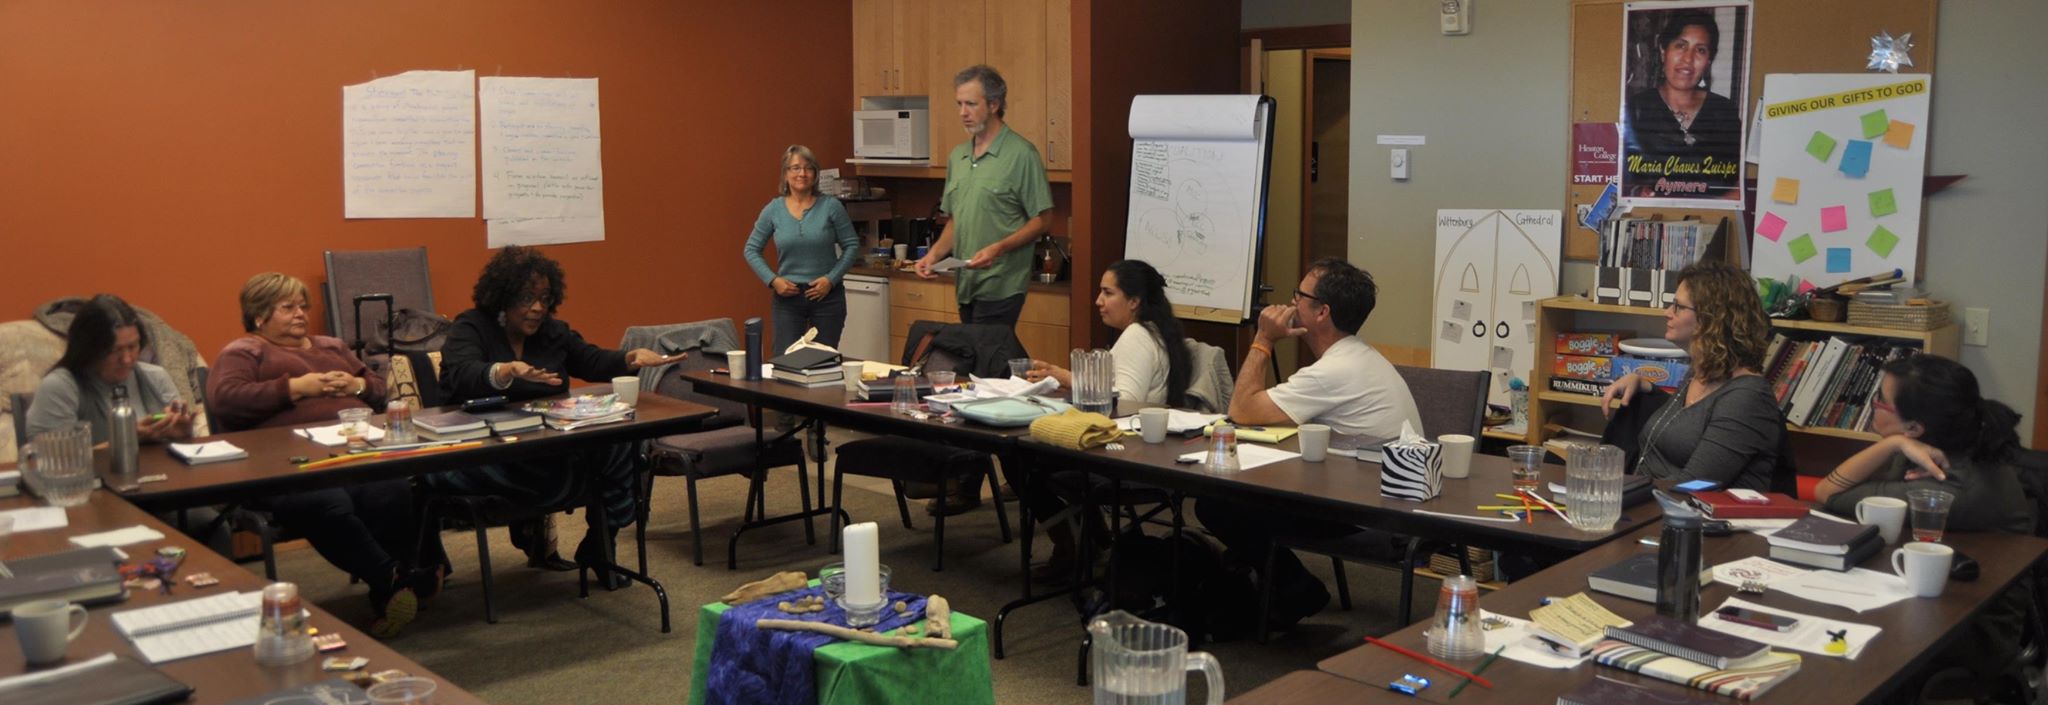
[1756,212,1788,241]
[1826,247,1853,273]
[1787,234,1818,264]
[1868,226,1900,258]
[1839,140,1873,178]
[1820,205,1848,233]
[1860,110,1889,139]
[1806,131,1838,162]
[1884,121,1916,149]
[1771,178,1800,205]
[1869,189,1897,217]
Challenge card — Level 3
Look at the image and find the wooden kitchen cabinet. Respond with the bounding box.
[852,0,1070,172]
[852,0,930,98]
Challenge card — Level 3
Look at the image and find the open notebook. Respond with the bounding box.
[110,590,264,664]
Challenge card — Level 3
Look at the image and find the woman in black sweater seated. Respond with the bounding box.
[428,245,678,587]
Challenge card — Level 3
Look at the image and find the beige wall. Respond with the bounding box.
[1263,50,1306,375]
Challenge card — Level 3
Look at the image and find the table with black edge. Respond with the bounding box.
[1314,522,2048,705]
[0,486,489,705]
[108,387,717,632]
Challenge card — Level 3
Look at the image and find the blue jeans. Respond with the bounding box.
[770,286,847,354]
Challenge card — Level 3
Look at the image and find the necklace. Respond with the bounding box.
[1660,94,1700,146]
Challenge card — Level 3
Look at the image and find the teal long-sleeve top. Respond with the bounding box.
[742,195,861,287]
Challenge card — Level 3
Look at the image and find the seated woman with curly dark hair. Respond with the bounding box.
[426,245,680,587]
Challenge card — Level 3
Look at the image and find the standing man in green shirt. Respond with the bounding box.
[913,64,1055,329]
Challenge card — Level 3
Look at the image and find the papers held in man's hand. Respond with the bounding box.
[928,257,968,273]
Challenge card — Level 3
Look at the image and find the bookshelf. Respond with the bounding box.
[1510,295,1962,446]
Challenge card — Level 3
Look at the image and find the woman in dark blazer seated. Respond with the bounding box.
[427,245,679,587]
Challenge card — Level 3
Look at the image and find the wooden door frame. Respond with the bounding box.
[2037,242,2048,448]
[1299,48,1351,368]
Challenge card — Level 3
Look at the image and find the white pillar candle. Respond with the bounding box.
[842,521,881,606]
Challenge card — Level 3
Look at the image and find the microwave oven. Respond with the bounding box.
[853,109,930,160]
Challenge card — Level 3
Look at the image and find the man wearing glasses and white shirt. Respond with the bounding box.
[1196,257,1421,633]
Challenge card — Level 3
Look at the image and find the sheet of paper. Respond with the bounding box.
[1774,567,1913,612]
[169,441,244,459]
[1710,555,1811,588]
[293,423,386,447]
[1771,178,1800,205]
[1113,411,1223,434]
[0,506,68,532]
[1176,443,1300,471]
[1883,120,1916,149]
[929,257,968,273]
[1806,131,1837,162]
[1478,611,1586,669]
[69,525,165,548]
[485,215,605,248]
[341,70,477,218]
[1868,188,1898,217]
[1827,248,1853,273]
[1820,205,1849,232]
[1756,212,1787,241]
[1867,226,1900,258]
[1839,140,1874,178]
[1786,235,1819,264]
[1725,517,1800,534]
[1859,110,1889,139]
[1703,596,1880,659]
[113,591,265,664]
[966,375,1060,399]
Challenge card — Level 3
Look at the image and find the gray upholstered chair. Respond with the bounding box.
[1258,365,1491,640]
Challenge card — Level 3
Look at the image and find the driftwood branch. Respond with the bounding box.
[721,571,808,605]
[756,619,960,650]
[925,595,953,639]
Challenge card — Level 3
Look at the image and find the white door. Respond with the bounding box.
[1432,210,1561,406]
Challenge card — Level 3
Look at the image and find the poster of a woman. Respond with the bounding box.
[1620,1,1751,210]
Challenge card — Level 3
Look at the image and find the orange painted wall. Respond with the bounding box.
[0,1,852,358]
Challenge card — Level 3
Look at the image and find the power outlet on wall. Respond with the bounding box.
[1964,307,1990,347]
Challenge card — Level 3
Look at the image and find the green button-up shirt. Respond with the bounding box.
[941,125,1054,304]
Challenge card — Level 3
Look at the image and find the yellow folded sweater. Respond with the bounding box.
[1029,408,1122,450]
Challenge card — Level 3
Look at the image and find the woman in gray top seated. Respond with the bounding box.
[1814,354,2030,685]
[26,295,196,443]
[1600,261,1782,490]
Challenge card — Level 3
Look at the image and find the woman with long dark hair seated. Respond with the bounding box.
[26,294,195,443]
[1022,259,1193,579]
[426,246,678,588]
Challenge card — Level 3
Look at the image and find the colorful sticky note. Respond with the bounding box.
[1868,226,1900,258]
[1839,140,1873,178]
[1860,110,1889,139]
[1756,212,1788,241]
[1827,248,1853,273]
[1796,279,1817,295]
[1772,177,1800,205]
[1807,131,1838,162]
[1884,120,1916,149]
[1788,234,1819,264]
[1821,205,1849,232]
[1869,188,1897,217]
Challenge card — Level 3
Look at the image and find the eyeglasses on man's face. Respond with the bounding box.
[1292,289,1321,305]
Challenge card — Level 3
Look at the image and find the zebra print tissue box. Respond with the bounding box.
[1379,440,1443,501]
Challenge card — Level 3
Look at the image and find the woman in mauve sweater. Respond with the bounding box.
[208,272,440,638]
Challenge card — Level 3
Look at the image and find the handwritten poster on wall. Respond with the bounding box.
[480,77,604,246]
[1751,74,1929,286]
[342,70,476,218]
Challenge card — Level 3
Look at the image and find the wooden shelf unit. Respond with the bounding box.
[1514,295,1961,447]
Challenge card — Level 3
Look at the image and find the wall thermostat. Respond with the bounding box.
[1440,0,1472,35]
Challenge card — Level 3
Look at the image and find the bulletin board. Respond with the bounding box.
[1565,0,1938,262]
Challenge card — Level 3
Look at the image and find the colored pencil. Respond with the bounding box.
[1523,490,1570,520]
[1520,492,1534,524]
[1475,505,1554,512]
[1449,646,1504,697]
[298,441,484,470]
[1362,636,1493,689]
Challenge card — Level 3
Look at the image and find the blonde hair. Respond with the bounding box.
[778,144,820,197]
[239,272,309,332]
[1677,261,1769,383]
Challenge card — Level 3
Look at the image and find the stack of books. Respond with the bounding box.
[1586,552,1709,603]
[1526,593,1631,659]
[1766,515,1882,570]
[474,409,544,434]
[1763,334,1918,431]
[416,410,490,441]
[1590,614,1802,701]
[1598,218,1716,271]
[856,375,932,402]
[1686,490,1809,520]
[771,347,844,388]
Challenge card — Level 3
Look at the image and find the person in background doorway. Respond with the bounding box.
[743,144,861,354]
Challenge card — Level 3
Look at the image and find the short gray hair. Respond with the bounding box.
[777,144,819,197]
[953,65,1008,119]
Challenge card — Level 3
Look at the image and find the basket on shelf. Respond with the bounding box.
[1807,297,1846,322]
[1848,300,1951,331]
[1428,547,1496,584]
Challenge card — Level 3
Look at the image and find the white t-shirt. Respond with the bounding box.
[1110,323,1171,406]
[1265,336,1422,439]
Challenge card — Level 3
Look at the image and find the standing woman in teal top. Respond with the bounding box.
[743,144,862,353]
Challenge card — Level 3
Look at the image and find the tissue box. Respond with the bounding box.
[1555,332,1623,356]
[1612,356,1689,391]
[1379,440,1443,502]
[1552,354,1614,381]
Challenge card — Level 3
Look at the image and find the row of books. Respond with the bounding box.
[771,346,845,388]
[1763,334,1918,429]
[1597,218,1716,271]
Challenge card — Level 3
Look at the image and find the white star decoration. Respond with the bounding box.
[1867,31,1915,73]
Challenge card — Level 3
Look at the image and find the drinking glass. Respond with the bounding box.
[1009,358,1033,380]
[1426,575,1484,660]
[890,375,918,416]
[336,408,373,451]
[927,370,957,392]
[1505,445,1545,492]
[366,677,438,705]
[1907,489,1956,543]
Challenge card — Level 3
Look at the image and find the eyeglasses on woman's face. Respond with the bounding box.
[784,164,816,174]
[1665,300,1697,315]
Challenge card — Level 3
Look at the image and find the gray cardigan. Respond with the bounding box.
[1632,374,1783,491]
[26,363,181,443]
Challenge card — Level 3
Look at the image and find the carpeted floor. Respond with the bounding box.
[276,429,1438,704]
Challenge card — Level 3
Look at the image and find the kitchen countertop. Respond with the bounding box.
[848,263,1070,295]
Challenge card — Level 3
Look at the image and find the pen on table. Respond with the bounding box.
[1448,646,1504,698]
[1639,537,1661,547]
[1362,636,1493,689]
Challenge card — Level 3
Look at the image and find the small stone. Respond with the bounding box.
[777,601,796,613]
[893,600,909,613]
[906,623,921,634]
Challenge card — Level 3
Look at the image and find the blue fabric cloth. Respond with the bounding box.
[705,586,928,705]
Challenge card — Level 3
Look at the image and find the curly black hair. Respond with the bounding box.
[472,245,566,318]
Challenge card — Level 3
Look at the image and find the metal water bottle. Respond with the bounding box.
[742,317,763,381]
[1653,490,1704,623]
[108,384,140,485]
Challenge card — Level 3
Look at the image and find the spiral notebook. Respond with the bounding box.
[110,590,265,664]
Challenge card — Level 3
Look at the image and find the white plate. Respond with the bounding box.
[1618,338,1688,358]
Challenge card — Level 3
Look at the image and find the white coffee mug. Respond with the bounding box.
[14,599,88,665]
[1857,496,1909,544]
[611,376,641,407]
[1437,434,1476,479]
[842,361,865,393]
[1299,424,1332,462]
[1138,408,1170,444]
[1892,541,1954,598]
[725,350,748,378]
[893,243,910,262]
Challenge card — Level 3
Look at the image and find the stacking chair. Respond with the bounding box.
[323,247,435,374]
[636,319,832,569]
[1257,365,1491,640]
[829,320,1012,572]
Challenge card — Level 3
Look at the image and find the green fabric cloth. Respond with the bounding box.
[940,124,1053,304]
[690,593,995,705]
